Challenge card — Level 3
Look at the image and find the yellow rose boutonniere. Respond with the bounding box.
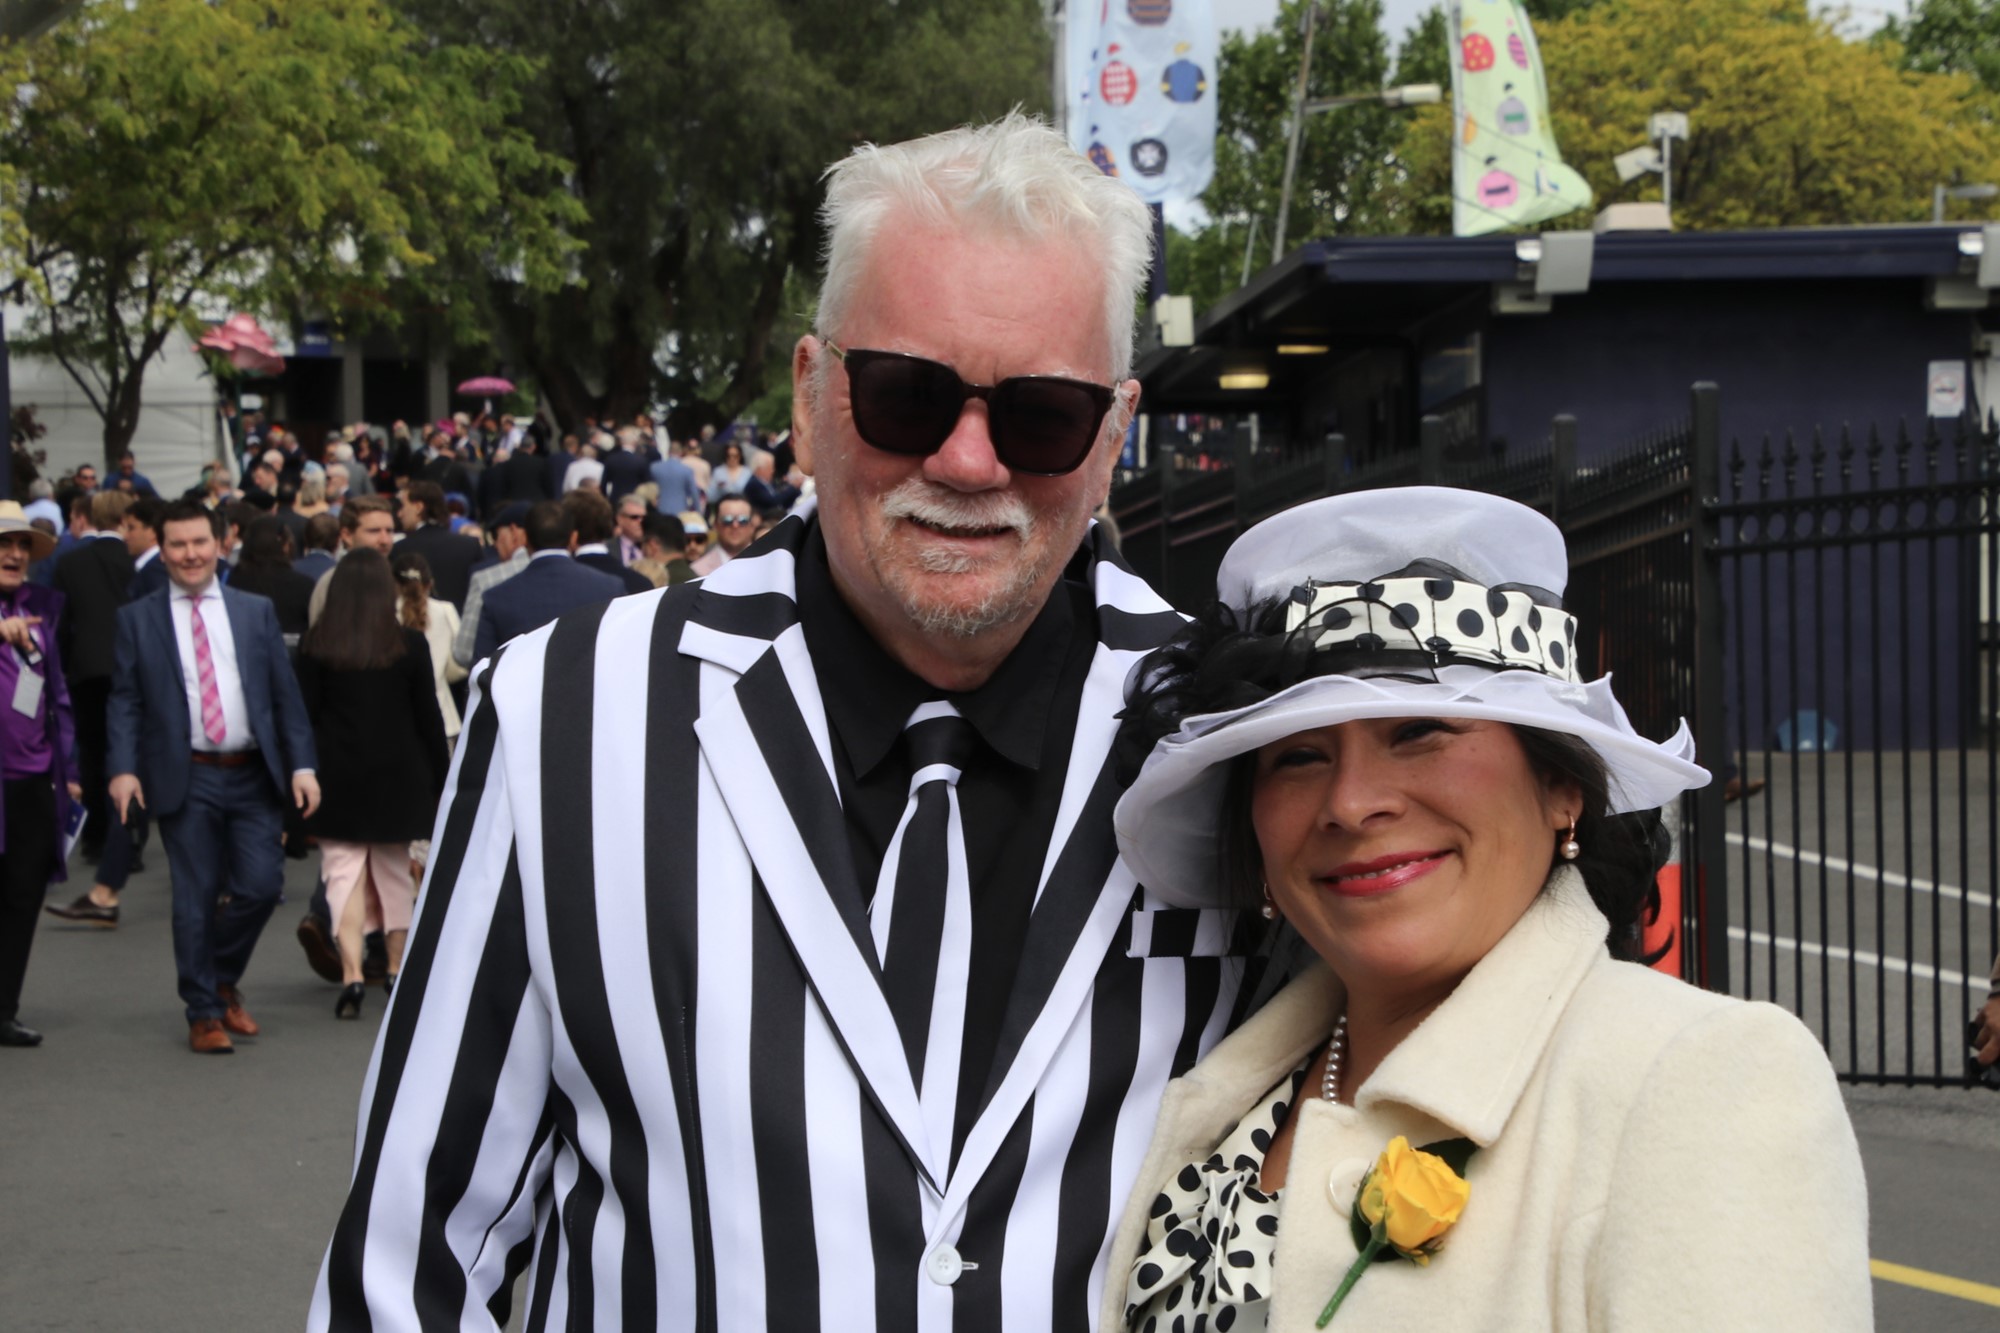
[1316,1135,1476,1328]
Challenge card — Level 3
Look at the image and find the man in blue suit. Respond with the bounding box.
[472,500,626,662]
[107,500,319,1054]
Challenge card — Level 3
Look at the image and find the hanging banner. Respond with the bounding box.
[1065,0,1216,205]
[1449,0,1591,237]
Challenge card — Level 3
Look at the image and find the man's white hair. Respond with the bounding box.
[815,111,1152,381]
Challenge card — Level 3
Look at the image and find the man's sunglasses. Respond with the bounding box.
[825,341,1116,477]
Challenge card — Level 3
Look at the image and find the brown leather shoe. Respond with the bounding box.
[189,1018,235,1054]
[295,914,342,984]
[217,986,260,1037]
[44,893,118,928]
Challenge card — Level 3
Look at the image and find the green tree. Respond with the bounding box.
[1879,0,2000,93]
[1169,0,1407,313]
[0,0,579,466]
[394,0,1049,435]
[1396,0,2000,232]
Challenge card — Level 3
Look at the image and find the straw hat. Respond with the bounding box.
[1114,487,1710,908]
[0,500,57,560]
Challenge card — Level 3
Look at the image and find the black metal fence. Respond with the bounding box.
[1109,386,2000,1087]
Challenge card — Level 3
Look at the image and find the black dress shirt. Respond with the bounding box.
[795,526,1097,1162]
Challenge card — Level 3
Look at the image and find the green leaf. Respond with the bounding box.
[1417,1136,1480,1178]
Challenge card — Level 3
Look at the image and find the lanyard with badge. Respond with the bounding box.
[11,618,43,718]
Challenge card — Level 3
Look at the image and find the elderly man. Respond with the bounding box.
[313,116,1231,1330]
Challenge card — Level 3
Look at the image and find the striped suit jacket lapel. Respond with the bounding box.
[681,531,943,1189]
[936,529,1187,1216]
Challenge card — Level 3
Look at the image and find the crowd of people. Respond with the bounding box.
[0,401,796,1053]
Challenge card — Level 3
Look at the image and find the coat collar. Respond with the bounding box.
[679,511,1186,1209]
[1174,867,1608,1149]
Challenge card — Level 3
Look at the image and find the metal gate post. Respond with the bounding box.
[1689,382,1731,993]
[1550,414,1577,523]
[1420,415,1445,483]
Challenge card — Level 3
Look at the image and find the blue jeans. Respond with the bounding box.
[159,761,285,1024]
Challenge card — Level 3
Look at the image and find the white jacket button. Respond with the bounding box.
[926,1245,964,1285]
[1328,1157,1371,1211]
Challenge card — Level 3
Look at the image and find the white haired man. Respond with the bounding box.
[312,115,1235,1331]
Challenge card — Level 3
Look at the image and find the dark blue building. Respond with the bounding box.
[1134,223,2000,468]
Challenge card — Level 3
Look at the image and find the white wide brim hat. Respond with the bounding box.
[1114,487,1710,909]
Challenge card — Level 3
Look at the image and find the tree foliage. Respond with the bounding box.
[0,0,579,464]
[1168,0,1407,313]
[1879,0,2000,93]
[1392,0,2000,234]
[393,0,1050,435]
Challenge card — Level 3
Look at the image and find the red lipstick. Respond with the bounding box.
[1317,851,1448,897]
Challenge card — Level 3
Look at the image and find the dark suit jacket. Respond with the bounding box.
[397,525,483,611]
[544,448,576,496]
[576,550,653,595]
[600,449,650,501]
[51,535,134,681]
[472,554,625,662]
[127,553,169,600]
[226,562,316,637]
[296,628,449,843]
[492,450,551,504]
[421,457,473,500]
[293,550,336,583]
[106,584,317,818]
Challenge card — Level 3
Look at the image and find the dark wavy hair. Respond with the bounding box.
[1115,595,1671,963]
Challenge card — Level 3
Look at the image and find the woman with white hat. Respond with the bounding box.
[1105,488,1870,1331]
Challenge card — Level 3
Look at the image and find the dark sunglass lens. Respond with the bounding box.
[991,379,1108,474]
[850,353,967,455]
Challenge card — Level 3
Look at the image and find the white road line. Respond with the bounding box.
[1724,831,1996,911]
[1727,927,1976,989]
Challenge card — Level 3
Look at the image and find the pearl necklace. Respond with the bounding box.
[1321,1014,1349,1103]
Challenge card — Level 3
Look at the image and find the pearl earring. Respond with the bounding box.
[1259,884,1279,920]
[1559,818,1581,861]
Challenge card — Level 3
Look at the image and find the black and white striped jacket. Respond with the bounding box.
[311,515,1254,1332]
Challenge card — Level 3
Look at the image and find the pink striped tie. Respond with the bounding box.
[189,596,226,746]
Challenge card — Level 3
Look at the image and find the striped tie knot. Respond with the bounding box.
[903,705,976,792]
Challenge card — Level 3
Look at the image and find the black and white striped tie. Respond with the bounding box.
[872,701,978,1164]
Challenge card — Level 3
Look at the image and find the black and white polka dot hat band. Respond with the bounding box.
[1114,487,1710,909]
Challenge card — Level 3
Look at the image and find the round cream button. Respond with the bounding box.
[1328,1157,1371,1210]
[926,1245,964,1286]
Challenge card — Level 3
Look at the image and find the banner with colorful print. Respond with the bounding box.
[1449,0,1591,236]
[1065,0,1216,205]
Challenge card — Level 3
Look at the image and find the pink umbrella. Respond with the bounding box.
[197,313,285,375]
[456,376,515,396]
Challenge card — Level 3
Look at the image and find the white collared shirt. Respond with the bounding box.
[134,546,160,571]
[574,542,610,557]
[170,579,253,753]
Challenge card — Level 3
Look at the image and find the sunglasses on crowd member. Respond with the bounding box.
[824,340,1117,477]
[717,514,755,527]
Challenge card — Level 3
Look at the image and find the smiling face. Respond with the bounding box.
[159,515,220,593]
[792,212,1133,678]
[1252,717,1578,1010]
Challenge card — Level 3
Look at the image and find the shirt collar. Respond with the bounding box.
[176,577,221,601]
[795,522,1073,776]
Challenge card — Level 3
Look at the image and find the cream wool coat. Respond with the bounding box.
[1101,869,1873,1332]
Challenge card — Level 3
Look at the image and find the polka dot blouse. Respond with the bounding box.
[1124,1056,1314,1333]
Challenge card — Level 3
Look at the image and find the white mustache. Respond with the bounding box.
[879,480,1033,540]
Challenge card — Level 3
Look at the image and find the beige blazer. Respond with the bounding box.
[1101,869,1873,1332]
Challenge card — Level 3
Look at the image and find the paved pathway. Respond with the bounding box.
[2,854,1996,1330]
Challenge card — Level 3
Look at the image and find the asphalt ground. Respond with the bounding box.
[2,849,1996,1330]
